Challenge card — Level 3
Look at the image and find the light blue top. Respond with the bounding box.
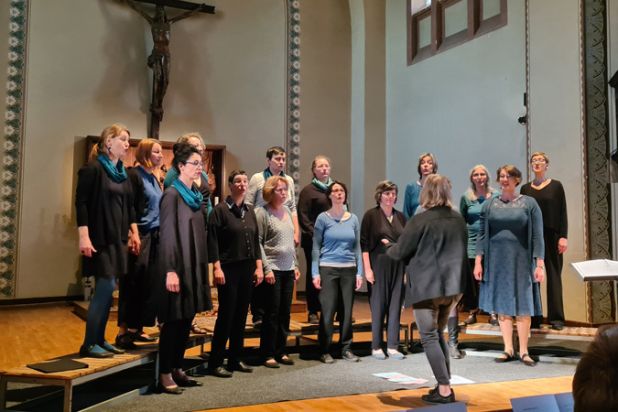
[403,181,422,219]
[459,190,500,258]
[311,212,363,278]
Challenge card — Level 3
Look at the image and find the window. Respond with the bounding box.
[407,0,507,65]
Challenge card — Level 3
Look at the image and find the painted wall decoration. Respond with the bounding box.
[286,0,300,193]
[0,0,28,298]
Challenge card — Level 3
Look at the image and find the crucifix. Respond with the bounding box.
[124,0,215,138]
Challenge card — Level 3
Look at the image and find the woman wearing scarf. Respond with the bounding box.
[157,143,212,394]
[297,155,333,324]
[75,124,139,358]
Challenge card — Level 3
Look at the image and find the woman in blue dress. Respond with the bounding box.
[474,165,545,366]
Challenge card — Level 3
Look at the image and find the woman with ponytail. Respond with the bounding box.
[76,124,140,358]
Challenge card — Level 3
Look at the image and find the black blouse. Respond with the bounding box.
[520,180,568,238]
[297,183,330,247]
[360,206,406,256]
[208,197,260,265]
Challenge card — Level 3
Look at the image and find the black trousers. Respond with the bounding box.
[542,228,565,323]
[260,270,295,359]
[250,278,266,322]
[159,318,192,374]
[461,258,480,312]
[370,267,404,350]
[117,229,159,329]
[302,243,321,314]
[209,260,255,369]
[318,266,356,354]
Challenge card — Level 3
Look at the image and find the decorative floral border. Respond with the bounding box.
[0,0,28,298]
[286,0,300,192]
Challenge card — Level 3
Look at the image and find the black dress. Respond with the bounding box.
[360,207,406,349]
[75,160,135,278]
[158,187,212,323]
[297,182,331,314]
[520,179,568,323]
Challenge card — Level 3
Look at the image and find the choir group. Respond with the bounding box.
[75,124,568,404]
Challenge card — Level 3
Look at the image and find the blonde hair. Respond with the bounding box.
[134,138,160,169]
[465,164,495,201]
[262,176,288,204]
[420,174,452,209]
[89,123,130,161]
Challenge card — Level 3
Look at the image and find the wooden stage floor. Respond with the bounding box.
[0,300,577,411]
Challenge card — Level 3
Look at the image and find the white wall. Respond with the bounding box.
[528,0,586,322]
[386,0,528,201]
[15,0,286,298]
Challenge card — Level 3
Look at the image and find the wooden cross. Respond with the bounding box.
[124,0,215,138]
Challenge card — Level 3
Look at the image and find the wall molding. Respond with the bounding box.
[286,0,300,192]
[0,0,28,299]
[582,0,615,323]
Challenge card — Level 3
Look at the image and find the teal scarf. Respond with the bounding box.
[263,168,285,179]
[172,178,204,212]
[312,177,333,192]
[97,154,127,183]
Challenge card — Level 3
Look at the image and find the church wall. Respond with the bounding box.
[385,0,588,322]
[13,0,287,298]
[528,0,586,322]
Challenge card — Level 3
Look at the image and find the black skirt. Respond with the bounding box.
[82,241,128,279]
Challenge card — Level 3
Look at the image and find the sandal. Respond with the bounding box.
[494,351,516,363]
[519,353,537,367]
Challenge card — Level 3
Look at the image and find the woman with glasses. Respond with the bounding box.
[520,152,568,330]
[164,132,212,335]
[312,181,363,364]
[157,142,212,394]
[255,176,300,368]
[474,165,545,367]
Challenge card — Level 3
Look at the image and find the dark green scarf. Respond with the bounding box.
[311,177,333,192]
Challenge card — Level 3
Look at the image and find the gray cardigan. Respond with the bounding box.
[386,206,469,307]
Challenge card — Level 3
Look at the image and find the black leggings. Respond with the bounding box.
[159,318,192,374]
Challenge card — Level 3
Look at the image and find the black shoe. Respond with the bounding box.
[489,314,499,326]
[157,383,183,395]
[115,334,138,350]
[320,353,335,364]
[308,313,319,324]
[228,361,253,373]
[210,366,233,378]
[131,331,157,342]
[342,350,359,362]
[252,319,263,329]
[421,389,455,404]
[277,355,295,365]
[551,321,565,331]
[175,378,203,387]
[264,358,280,368]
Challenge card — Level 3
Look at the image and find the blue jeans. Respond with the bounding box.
[83,277,116,347]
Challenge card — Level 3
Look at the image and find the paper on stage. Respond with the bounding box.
[372,372,428,385]
[571,259,618,281]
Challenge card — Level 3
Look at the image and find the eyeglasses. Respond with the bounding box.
[185,160,203,168]
[531,159,546,164]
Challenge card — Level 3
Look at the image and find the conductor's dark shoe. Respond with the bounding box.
[489,314,499,326]
[421,389,455,404]
[342,350,359,362]
[551,321,565,331]
[210,366,233,378]
[320,353,335,364]
[115,334,138,350]
[308,313,319,324]
[228,361,253,373]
